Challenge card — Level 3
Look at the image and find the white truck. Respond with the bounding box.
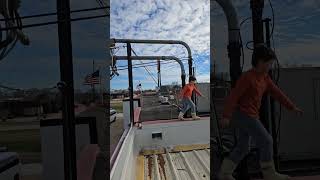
[110,99,210,180]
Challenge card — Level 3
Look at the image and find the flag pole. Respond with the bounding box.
[100,70,103,105]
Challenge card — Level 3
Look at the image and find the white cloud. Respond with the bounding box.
[110,0,210,89]
[196,74,210,83]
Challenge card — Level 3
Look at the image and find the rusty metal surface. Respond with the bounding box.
[143,148,210,180]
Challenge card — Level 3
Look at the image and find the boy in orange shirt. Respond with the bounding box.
[218,45,303,180]
[178,76,203,120]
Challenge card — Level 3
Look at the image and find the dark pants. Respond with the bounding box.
[229,110,273,164]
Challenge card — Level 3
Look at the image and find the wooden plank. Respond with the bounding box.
[140,148,166,156]
[172,144,210,152]
[136,155,144,180]
[140,144,210,155]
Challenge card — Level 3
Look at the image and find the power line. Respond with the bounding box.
[0,6,110,21]
[116,61,178,71]
[95,0,109,15]
[131,48,158,85]
[0,14,109,31]
[116,60,180,69]
[268,0,275,37]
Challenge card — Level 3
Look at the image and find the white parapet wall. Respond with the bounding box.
[110,117,210,180]
[123,98,140,130]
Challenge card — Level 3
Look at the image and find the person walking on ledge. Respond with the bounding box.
[218,45,303,180]
[178,75,203,120]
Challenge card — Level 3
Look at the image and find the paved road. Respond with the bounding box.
[140,95,179,121]
[0,105,90,131]
[110,113,124,157]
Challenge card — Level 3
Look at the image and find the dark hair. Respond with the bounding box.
[251,45,277,67]
[189,76,196,82]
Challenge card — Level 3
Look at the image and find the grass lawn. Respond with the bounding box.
[0,129,41,153]
[111,101,123,113]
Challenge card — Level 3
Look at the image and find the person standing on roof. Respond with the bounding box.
[178,75,203,120]
[218,45,303,180]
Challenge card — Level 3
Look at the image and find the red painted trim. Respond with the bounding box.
[77,144,100,180]
[141,116,210,125]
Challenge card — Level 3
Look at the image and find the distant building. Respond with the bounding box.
[0,98,43,119]
[110,90,128,99]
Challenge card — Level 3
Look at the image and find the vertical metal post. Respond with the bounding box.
[56,0,77,179]
[92,59,95,102]
[193,67,197,109]
[188,57,193,77]
[228,42,242,88]
[251,0,270,132]
[264,18,279,170]
[127,43,134,126]
[157,59,160,88]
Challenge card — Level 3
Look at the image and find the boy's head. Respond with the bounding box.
[251,45,277,73]
[189,76,197,84]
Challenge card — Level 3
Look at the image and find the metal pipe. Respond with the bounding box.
[112,38,193,77]
[214,0,248,179]
[114,55,186,87]
[214,0,242,87]
[214,0,240,43]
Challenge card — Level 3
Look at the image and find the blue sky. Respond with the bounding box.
[110,0,210,90]
[0,0,107,92]
[212,0,320,73]
[1,0,319,92]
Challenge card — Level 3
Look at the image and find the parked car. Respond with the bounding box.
[110,108,117,123]
[160,96,170,105]
[0,147,21,180]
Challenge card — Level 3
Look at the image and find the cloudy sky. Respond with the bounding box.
[110,0,210,90]
[212,0,320,73]
[1,0,319,92]
[0,0,107,91]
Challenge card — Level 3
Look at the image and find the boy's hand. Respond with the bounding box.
[293,106,303,116]
[220,118,230,128]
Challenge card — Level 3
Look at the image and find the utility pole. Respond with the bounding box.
[56,0,77,179]
[92,59,95,102]
[157,58,161,88]
[127,43,134,126]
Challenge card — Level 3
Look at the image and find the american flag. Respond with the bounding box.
[83,70,100,85]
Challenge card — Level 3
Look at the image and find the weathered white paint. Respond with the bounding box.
[110,127,137,180]
[135,118,210,149]
[123,100,140,130]
[196,83,210,113]
[110,117,210,180]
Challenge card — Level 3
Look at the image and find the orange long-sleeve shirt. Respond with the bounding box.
[180,83,202,98]
[222,69,296,120]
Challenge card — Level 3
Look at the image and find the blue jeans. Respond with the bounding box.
[228,110,273,164]
[181,98,196,114]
